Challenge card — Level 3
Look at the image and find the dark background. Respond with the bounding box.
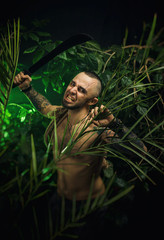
[1,0,164,47]
[1,0,164,238]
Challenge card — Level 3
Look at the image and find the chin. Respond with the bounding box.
[62,99,82,110]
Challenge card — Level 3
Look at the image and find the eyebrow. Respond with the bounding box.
[71,80,87,94]
[79,86,87,94]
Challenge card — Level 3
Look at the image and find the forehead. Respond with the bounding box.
[72,72,97,91]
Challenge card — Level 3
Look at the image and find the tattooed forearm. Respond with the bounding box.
[117,125,146,149]
[107,119,147,154]
[25,87,51,113]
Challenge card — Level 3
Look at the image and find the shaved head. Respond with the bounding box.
[84,71,102,97]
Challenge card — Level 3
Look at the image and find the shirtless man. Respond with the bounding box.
[14,71,146,201]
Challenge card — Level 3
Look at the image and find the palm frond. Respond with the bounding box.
[141,13,157,65]
[0,19,20,115]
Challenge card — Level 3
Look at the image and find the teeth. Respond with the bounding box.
[67,95,75,101]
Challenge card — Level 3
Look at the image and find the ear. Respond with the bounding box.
[87,97,99,106]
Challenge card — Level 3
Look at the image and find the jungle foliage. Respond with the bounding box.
[0,15,164,239]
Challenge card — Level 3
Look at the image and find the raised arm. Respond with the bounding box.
[14,72,57,116]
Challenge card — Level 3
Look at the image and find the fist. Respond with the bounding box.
[14,72,32,90]
[89,105,115,127]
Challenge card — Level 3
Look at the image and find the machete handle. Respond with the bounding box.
[12,69,32,89]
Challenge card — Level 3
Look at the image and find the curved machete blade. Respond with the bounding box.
[13,33,93,88]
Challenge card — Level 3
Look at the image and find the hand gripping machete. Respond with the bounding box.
[12,33,93,88]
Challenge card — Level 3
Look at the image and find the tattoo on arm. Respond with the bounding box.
[117,125,145,150]
[106,120,147,154]
[25,87,51,113]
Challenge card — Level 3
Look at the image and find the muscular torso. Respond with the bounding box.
[53,111,105,200]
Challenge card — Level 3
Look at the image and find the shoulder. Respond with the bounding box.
[46,106,67,118]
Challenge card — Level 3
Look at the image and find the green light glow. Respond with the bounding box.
[0,16,164,240]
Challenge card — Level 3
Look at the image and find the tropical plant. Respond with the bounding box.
[0,19,20,114]
[18,14,164,182]
[0,14,164,239]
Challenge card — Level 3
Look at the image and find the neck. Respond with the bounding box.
[68,106,89,125]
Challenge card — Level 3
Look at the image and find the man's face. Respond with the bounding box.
[62,72,98,110]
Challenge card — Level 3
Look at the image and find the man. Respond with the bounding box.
[14,71,146,237]
[14,71,114,199]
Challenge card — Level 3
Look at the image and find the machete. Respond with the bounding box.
[12,33,93,88]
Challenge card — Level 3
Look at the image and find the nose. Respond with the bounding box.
[69,86,77,95]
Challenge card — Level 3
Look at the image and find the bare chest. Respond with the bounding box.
[56,117,99,154]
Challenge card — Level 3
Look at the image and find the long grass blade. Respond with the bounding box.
[98,172,116,206]
[71,193,76,222]
[31,134,38,184]
[60,195,65,230]
[143,120,164,138]
[53,112,59,160]
[121,97,160,140]
[105,147,156,184]
[142,14,157,64]
[83,175,95,215]
[0,19,20,115]
[32,206,40,239]
[120,142,164,174]
[103,185,135,207]
[144,139,164,153]
[59,115,70,153]
[130,141,164,167]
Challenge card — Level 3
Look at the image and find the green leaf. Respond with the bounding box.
[21,169,29,176]
[42,167,50,174]
[32,189,50,200]
[103,161,114,178]
[136,105,148,115]
[42,173,53,182]
[32,75,42,80]
[32,48,45,64]
[23,45,38,54]
[96,55,104,73]
[42,78,49,93]
[32,19,49,28]
[58,51,68,60]
[85,40,101,50]
[37,31,51,37]
[121,76,133,87]
[18,108,27,119]
[29,33,39,42]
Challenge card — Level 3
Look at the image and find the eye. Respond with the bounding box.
[70,81,76,86]
[78,87,86,94]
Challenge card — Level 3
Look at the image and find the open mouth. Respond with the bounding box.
[65,94,76,103]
